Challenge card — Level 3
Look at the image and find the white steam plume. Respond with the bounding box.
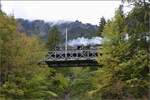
[68,37,102,46]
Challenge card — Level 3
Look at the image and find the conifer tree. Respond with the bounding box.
[47,26,61,50]
[97,17,106,36]
[91,4,149,99]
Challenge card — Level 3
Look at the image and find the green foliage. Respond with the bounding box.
[0,11,57,99]
[0,1,149,99]
[47,26,61,50]
[91,3,149,99]
[44,67,96,100]
[17,19,98,42]
[97,17,106,36]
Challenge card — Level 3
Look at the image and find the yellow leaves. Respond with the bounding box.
[44,91,58,97]
[125,78,148,88]
[92,68,113,91]
[6,33,47,67]
[14,89,24,96]
[55,73,70,90]
[0,11,53,99]
[1,81,25,97]
[0,14,16,34]
[87,89,100,98]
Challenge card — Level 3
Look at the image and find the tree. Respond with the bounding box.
[91,4,149,99]
[0,11,18,86]
[94,5,126,99]
[47,26,61,50]
[48,67,95,100]
[123,2,149,98]
[122,0,150,7]
[0,11,57,99]
[97,17,106,36]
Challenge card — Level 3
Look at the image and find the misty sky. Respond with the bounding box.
[1,1,131,25]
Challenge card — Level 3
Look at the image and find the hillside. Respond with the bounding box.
[16,19,98,42]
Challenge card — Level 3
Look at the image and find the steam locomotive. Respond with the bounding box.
[53,44,102,51]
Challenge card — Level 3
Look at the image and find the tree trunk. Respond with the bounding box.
[64,93,70,100]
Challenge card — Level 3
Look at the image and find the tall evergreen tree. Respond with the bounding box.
[90,4,149,99]
[68,2,150,99]
[47,26,61,50]
[97,17,106,36]
[94,5,126,99]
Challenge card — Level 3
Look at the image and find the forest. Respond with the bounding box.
[0,0,149,100]
[16,19,98,42]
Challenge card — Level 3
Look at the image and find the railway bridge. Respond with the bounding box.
[41,28,102,67]
[43,48,102,67]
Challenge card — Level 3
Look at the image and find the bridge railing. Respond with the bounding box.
[45,49,101,61]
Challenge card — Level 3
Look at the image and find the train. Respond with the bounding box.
[53,44,102,51]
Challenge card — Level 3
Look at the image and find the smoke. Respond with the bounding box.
[68,37,102,46]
